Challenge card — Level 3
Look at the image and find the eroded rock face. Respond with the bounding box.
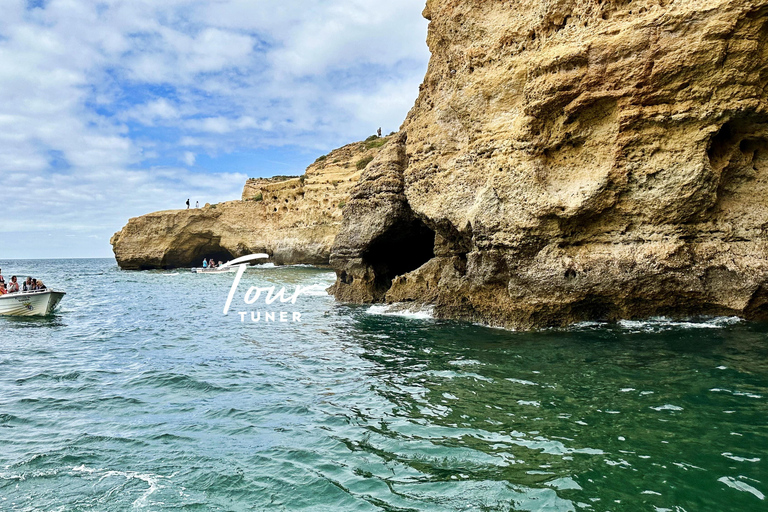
[111,137,391,269]
[329,133,436,302]
[331,0,768,328]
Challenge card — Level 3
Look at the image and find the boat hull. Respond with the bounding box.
[191,267,236,274]
[0,290,65,317]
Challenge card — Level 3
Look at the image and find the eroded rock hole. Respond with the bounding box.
[161,236,236,269]
[362,219,436,295]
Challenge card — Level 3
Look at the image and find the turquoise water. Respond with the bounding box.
[1,258,766,511]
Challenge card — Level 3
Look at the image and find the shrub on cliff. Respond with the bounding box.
[365,137,388,150]
[356,156,374,170]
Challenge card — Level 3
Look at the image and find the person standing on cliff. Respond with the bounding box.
[377,127,382,138]
[196,200,199,208]
[186,198,190,209]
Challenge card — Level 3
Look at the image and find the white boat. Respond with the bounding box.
[191,253,270,274]
[190,266,237,274]
[0,289,66,317]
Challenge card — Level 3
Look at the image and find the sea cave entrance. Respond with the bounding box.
[361,218,436,298]
[161,235,237,269]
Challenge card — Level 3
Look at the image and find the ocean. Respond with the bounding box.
[0,258,766,511]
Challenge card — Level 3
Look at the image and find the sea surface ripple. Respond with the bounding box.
[0,259,766,511]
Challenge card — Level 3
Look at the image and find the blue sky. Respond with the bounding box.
[0,0,430,258]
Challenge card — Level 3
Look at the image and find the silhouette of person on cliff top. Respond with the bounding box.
[377,127,382,138]
[186,198,190,209]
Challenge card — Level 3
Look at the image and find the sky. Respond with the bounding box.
[0,0,430,259]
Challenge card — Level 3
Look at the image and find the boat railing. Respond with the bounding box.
[1,288,52,296]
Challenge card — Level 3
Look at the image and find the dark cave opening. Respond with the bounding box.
[362,218,436,296]
[161,236,237,269]
[708,121,737,165]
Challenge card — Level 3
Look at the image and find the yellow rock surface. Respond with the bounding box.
[331,0,768,328]
[111,137,390,269]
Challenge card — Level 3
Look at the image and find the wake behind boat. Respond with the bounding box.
[0,289,66,317]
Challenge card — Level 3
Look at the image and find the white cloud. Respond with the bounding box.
[0,0,430,258]
[122,99,181,125]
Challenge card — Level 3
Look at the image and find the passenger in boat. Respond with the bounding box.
[209,259,217,269]
[0,282,6,295]
[22,277,32,291]
[202,258,208,269]
[37,280,46,291]
[218,260,224,267]
[7,276,19,293]
[0,268,4,284]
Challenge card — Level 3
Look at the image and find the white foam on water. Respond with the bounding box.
[710,388,763,399]
[651,404,684,411]
[718,476,765,500]
[722,452,761,463]
[449,359,483,367]
[617,316,742,332]
[71,465,167,508]
[366,303,435,320]
[298,284,332,297]
[570,316,742,332]
[570,321,606,329]
[506,378,538,386]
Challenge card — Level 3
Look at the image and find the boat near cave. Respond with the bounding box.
[190,253,271,274]
[0,289,66,317]
[190,266,237,274]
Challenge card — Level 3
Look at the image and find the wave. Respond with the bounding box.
[299,284,332,297]
[70,465,168,508]
[718,476,765,500]
[127,371,229,393]
[366,303,435,320]
[571,316,743,332]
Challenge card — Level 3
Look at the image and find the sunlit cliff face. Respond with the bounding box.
[331,0,768,328]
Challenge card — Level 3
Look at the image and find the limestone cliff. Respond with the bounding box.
[111,137,391,269]
[330,0,768,328]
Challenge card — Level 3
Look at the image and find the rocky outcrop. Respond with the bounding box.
[111,137,392,269]
[330,0,768,328]
[329,132,437,301]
